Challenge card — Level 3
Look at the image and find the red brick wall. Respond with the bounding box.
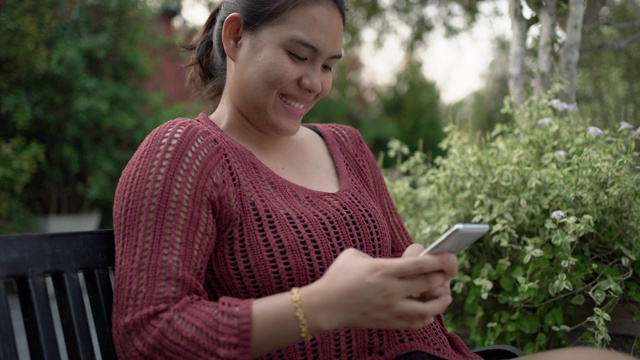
[145,11,198,104]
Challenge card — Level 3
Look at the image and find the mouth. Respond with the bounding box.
[279,94,305,110]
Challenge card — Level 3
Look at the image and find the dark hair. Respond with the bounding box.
[184,0,347,104]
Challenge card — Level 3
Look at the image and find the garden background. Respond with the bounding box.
[1,0,639,356]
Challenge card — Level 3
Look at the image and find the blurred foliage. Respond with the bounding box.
[186,0,482,50]
[366,59,445,166]
[452,0,640,134]
[305,56,445,167]
[0,0,165,223]
[386,91,640,355]
[578,0,640,128]
[343,0,482,51]
[0,138,44,233]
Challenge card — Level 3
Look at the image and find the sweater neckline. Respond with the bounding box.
[196,113,346,195]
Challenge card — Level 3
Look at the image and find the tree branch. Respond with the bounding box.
[581,31,640,51]
[601,20,640,29]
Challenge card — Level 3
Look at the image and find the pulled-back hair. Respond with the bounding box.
[184,0,347,105]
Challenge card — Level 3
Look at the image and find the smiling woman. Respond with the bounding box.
[110,1,638,360]
[214,3,343,138]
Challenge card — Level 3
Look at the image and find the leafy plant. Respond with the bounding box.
[385,92,640,354]
[0,138,44,233]
[0,0,163,219]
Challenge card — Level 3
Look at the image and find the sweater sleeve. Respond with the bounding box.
[112,119,253,359]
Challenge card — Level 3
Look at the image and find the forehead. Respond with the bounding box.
[253,2,344,51]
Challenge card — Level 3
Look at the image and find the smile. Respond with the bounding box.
[279,95,304,109]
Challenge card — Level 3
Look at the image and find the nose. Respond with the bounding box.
[299,71,322,95]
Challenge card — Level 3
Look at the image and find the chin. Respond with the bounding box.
[281,122,303,137]
[273,117,304,137]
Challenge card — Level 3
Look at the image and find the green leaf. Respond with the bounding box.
[571,295,586,305]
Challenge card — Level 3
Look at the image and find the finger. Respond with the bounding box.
[402,271,447,294]
[391,295,452,324]
[418,294,452,317]
[401,243,425,257]
[402,272,448,297]
[385,254,456,278]
[414,283,452,302]
[428,253,458,278]
[341,247,371,259]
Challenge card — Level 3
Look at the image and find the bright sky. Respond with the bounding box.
[359,2,510,103]
[180,1,510,104]
[420,4,510,103]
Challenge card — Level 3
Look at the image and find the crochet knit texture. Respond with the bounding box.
[112,113,482,360]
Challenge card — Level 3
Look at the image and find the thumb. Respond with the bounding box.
[402,243,425,257]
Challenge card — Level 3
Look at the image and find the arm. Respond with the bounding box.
[113,120,253,359]
[252,248,458,355]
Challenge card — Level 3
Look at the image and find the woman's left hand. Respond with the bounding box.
[401,244,457,304]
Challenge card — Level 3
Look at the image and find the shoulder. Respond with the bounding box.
[308,123,367,150]
[135,113,231,160]
[125,113,227,175]
[144,114,219,147]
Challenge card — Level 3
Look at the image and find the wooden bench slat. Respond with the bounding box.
[52,272,96,360]
[17,276,61,360]
[0,281,19,360]
[84,268,117,360]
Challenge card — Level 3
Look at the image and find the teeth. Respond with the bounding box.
[280,95,304,109]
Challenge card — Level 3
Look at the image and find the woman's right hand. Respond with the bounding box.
[301,248,457,334]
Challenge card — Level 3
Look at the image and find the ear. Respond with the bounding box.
[221,13,244,61]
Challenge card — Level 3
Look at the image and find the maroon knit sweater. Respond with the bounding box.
[112,113,481,360]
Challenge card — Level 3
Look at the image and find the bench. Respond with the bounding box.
[0,230,116,360]
[0,230,522,360]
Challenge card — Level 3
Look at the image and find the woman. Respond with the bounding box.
[112,1,636,359]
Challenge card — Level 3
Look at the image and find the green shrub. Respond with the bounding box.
[0,138,44,233]
[385,93,640,354]
[0,0,161,219]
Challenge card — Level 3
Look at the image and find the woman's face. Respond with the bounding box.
[225,1,344,137]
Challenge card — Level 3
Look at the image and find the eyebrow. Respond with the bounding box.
[288,38,343,60]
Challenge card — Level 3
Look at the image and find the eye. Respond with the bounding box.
[288,52,307,62]
[322,64,333,72]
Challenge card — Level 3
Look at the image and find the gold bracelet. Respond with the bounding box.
[290,287,313,341]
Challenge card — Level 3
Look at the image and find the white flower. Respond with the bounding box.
[620,121,634,130]
[537,117,552,126]
[548,99,577,112]
[548,99,567,110]
[554,151,568,157]
[588,126,603,136]
[551,210,566,220]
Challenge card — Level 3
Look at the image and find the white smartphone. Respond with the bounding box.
[419,223,490,256]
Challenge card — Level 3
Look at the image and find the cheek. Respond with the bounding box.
[260,60,292,90]
[320,76,334,97]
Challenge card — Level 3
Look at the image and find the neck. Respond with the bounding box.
[209,99,300,155]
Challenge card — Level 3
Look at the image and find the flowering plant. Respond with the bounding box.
[384,93,640,353]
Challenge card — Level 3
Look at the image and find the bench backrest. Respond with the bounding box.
[0,230,117,360]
